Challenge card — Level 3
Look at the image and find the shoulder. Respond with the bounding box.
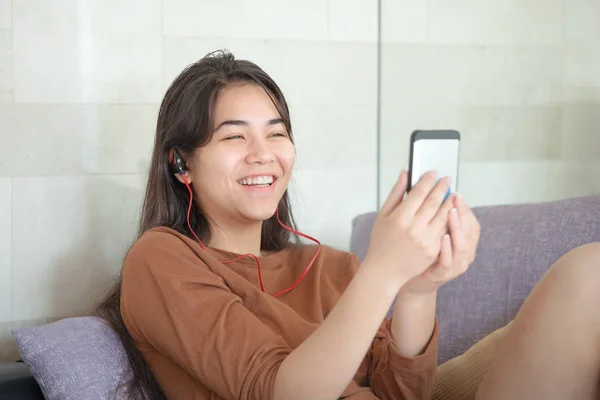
[125,226,204,262]
[127,226,196,257]
[122,226,213,282]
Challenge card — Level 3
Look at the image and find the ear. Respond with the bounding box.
[174,172,193,185]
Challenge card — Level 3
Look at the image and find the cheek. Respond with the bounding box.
[278,144,296,173]
[198,149,240,180]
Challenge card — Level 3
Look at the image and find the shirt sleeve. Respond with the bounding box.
[120,231,292,400]
[349,254,439,400]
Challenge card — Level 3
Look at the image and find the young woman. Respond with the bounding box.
[97,50,600,400]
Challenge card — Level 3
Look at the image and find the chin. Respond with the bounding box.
[240,206,279,223]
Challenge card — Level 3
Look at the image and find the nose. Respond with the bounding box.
[245,138,276,164]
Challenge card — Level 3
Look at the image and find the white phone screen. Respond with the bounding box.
[410,138,460,192]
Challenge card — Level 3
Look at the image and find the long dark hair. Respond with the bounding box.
[95,49,299,399]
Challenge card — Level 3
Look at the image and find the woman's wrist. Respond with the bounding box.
[391,290,437,357]
[359,256,410,297]
[396,288,438,307]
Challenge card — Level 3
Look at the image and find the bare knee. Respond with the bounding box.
[553,242,600,272]
[546,242,600,297]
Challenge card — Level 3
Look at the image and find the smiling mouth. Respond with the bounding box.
[236,175,276,187]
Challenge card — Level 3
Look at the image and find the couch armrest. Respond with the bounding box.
[0,362,44,399]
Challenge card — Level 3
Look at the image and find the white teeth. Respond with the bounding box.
[238,175,274,186]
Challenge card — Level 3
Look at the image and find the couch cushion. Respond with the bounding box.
[350,195,600,363]
[12,316,140,400]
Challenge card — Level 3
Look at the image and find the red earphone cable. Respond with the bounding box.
[269,209,321,298]
[182,175,206,250]
[181,175,321,298]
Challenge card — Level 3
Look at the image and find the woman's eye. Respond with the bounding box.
[224,135,243,140]
[270,132,286,138]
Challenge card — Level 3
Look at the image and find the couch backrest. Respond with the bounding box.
[350,195,600,363]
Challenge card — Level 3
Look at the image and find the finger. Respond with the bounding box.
[457,198,480,263]
[414,176,452,226]
[379,169,409,217]
[448,207,470,269]
[463,201,481,241]
[454,194,471,231]
[439,234,453,269]
[395,170,439,217]
[427,192,457,237]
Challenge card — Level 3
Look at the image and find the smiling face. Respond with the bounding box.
[187,83,296,231]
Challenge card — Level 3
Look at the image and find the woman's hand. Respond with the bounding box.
[398,193,481,298]
[363,169,456,291]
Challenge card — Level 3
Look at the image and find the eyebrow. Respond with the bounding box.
[214,118,285,132]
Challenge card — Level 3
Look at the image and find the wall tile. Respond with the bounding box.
[0,29,11,102]
[163,38,377,107]
[383,44,562,107]
[564,1,600,109]
[561,105,600,161]
[564,47,600,103]
[328,0,377,42]
[0,104,158,176]
[0,0,10,29]
[563,0,600,143]
[12,175,145,321]
[482,46,564,107]
[428,0,564,46]
[0,178,11,323]
[464,106,562,162]
[457,161,600,207]
[163,0,328,41]
[380,44,486,107]
[290,167,376,251]
[291,105,377,170]
[565,0,600,48]
[0,91,10,103]
[380,0,428,43]
[13,0,162,103]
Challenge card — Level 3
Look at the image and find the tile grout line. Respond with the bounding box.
[9,176,13,322]
[560,0,567,160]
[375,0,382,209]
[1,173,145,180]
[10,0,14,103]
[160,0,164,88]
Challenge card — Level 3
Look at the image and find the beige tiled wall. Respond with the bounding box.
[0,0,378,361]
[379,0,600,207]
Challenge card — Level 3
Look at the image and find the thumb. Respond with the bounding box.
[379,169,408,217]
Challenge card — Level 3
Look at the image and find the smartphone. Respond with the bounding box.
[408,130,460,194]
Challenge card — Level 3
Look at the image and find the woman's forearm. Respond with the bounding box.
[273,261,404,400]
[390,291,437,357]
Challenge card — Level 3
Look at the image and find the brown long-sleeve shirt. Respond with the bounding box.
[121,227,439,400]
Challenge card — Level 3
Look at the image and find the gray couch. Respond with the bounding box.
[1,195,600,398]
[350,194,600,363]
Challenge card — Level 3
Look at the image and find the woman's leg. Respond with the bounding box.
[475,243,600,400]
[433,323,510,400]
